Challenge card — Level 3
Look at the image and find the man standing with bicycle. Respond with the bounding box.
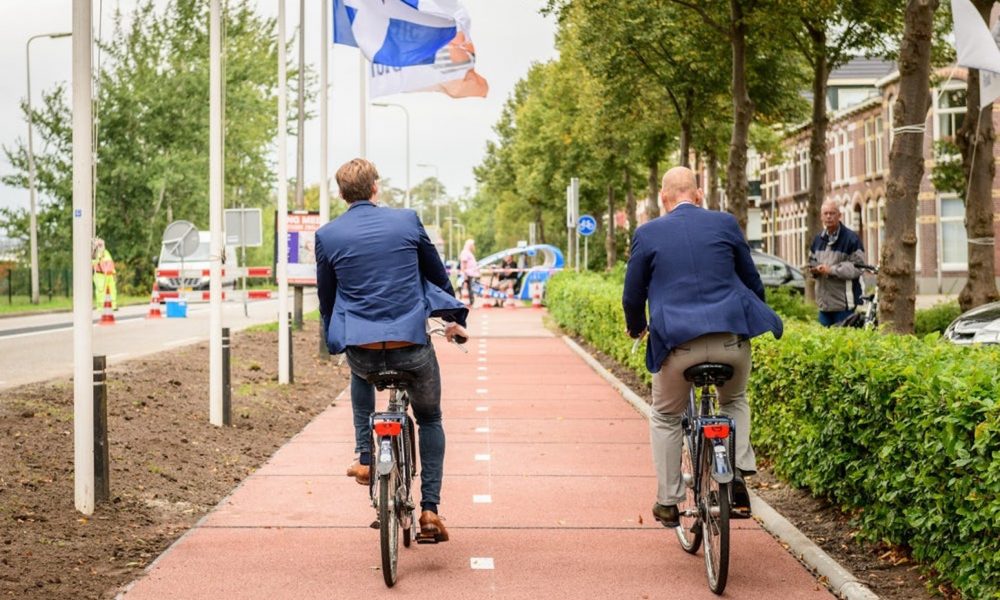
[809,199,866,326]
[316,158,469,543]
[622,166,783,528]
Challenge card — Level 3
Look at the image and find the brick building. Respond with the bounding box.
[736,59,1000,294]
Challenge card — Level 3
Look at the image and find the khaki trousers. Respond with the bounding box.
[650,332,755,506]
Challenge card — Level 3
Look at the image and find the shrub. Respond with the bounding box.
[914,301,962,336]
[547,271,1000,598]
[766,286,813,322]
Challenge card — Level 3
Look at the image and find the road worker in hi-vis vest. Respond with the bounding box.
[92,237,117,310]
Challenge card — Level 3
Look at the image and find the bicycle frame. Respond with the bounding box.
[684,386,736,490]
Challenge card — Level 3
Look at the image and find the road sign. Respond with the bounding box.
[225,208,263,247]
[578,215,597,237]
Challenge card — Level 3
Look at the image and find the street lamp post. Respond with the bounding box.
[416,163,440,229]
[371,102,410,209]
[26,32,71,305]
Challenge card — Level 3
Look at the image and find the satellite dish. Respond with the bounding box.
[161,220,200,259]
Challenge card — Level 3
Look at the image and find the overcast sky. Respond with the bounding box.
[0,0,558,218]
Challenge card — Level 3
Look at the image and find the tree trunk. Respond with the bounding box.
[879,0,938,333]
[606,185,617,270]
[707,151,721,211]
[726,0,754,234]
[533,201,545,244]
[679,119,692,168]
[624,168,636,236]
[647,155,660,220]
[805,27,829,304]
[957,1,1000,311]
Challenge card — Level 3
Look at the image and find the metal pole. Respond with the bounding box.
[72,0,95,516]
[584,236,588,271]
[209,0,224,427]
[222,328,232,426]
[319,0,330,225]
[277,0,290,385]
[359,54,367,158]
[288,313,295,384]
[372,103,410,208]
[92,355,109,503]
[292,0,305,330]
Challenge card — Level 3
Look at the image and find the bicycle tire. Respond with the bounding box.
[701,442,730,595]
[675,433,703,554]
[379,471,399,587]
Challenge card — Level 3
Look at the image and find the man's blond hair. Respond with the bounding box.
[336,158,379,203]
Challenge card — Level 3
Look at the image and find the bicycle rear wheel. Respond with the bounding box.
[378,471,400,587]
[675,434,702,554]
[701,442,730,595]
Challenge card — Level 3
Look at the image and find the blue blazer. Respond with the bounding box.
[622,204,783,373]
[315,201,468,354]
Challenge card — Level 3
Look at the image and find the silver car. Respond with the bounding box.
[943,301,1000,345]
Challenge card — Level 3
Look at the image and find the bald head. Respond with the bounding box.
[660,166,702,213]
[821,199,841,233]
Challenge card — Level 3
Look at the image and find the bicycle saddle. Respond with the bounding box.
[683,363,734,387]
[365,369,417,391]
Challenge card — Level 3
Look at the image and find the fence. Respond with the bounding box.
[1,267,73,303]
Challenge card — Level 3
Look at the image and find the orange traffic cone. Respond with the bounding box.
[531,282,543,309]
[146,281,163,319]
[99,280,116,325]
[460,281,470,306]
[481,287,493,309]
[505,292,516,309]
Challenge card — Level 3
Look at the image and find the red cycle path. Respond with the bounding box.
[119,308,833,600]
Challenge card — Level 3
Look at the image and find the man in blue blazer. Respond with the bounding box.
[315,158,468,543]
[622,166,783,528]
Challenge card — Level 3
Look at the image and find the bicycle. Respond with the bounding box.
[364,321,466,588]
[674,362,739,595]
[835,264,879,330]
[631,335,738,594]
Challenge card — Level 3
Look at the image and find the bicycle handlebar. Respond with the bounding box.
[428,319,469,353]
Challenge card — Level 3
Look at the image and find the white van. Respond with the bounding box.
[156,232,239,291]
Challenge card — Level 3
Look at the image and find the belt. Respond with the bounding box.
[357,340,418,350]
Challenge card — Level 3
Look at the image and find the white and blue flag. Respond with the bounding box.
[333,0,472,67]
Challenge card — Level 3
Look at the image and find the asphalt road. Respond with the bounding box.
[0,292,319,391]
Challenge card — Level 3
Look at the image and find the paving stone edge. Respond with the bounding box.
[560,335,880,600]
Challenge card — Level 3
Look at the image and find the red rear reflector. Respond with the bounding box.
[703,424,730,439]
[374,421,401,436]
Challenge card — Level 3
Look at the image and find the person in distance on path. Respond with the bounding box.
[622,166,783,527]
[315,158,469,543]
[808,199,866,327]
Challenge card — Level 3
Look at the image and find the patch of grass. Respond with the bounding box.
[244,309,320,333]
[0,295,149,315]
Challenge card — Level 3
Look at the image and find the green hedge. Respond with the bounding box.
[915,301,962,336]
[547,271,1000,599]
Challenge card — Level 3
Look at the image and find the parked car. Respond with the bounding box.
[156,232,239,291]
[751,250,805,294]
[943,301,1000,345]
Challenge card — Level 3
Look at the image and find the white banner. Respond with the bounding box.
[981,21,1000,109]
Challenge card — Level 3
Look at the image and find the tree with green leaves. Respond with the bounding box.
[784,0,903,302]
[2,0,287,292]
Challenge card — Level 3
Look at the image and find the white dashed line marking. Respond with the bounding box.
[473,494,492,504]
[470,557,495,570]
[477,376,488,381]
[475,454,491,461]
[476,388,488,394]
[478,357,487,362]
[475,427,490,433]
[475,406,489,412]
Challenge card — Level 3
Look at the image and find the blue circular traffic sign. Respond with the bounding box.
[578,215,597,236]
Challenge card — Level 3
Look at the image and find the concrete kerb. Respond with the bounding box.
[560,335,880,600]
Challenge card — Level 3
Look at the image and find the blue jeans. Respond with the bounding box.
[345,342,445,508]
[819,310,854,327]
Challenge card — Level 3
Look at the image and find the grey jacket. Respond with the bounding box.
[808,225,865,312]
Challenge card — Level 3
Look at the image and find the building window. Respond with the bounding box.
[797,147,809,191]
[866,200,877,258]
[887,95,895,146]
[864,120,876,176]
[935,87,967,141]
[831,131,843,183]
[875,116,885,173]
[940,195,968,269]
[877,198,886,249]
[841,131,851,181]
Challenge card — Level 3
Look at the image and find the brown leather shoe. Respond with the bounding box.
[345,460,370,486]
[417,510,449,543]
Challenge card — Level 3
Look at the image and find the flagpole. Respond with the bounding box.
[320,0,329,224]
[359,53,367,159]
[72,0,95,516]
[277,0,290,384]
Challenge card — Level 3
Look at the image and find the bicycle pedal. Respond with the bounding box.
[415,535,439,545]
[731,507,753,520]
[369,520,380,529]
